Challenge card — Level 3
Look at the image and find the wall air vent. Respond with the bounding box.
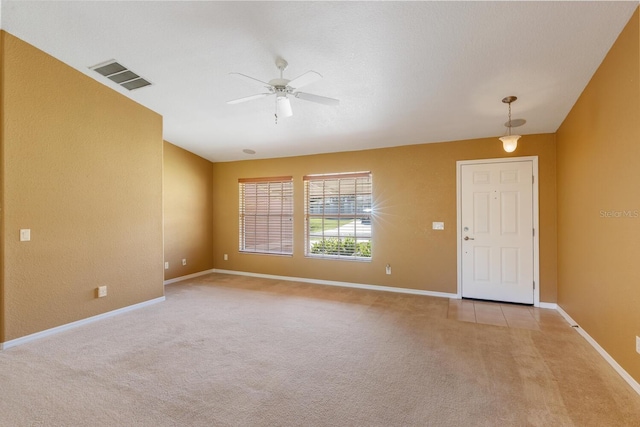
[89,60,152,91]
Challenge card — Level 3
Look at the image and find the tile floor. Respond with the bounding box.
[447,299,562,330]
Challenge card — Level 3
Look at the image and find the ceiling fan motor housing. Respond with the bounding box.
[269,78,291,93]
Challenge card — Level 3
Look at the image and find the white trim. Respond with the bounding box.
[456,156,541,306]
[163,269,215,285]
[556,305,640,396]
[555,306,578,327]
[213,269,458,299]
[538,302,557,310]
[0,296,165,351]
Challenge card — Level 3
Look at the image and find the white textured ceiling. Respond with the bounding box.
[2,1,638,162]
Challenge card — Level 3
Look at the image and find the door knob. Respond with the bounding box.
[464,236,475,241]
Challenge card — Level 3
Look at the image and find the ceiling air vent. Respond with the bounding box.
[89,60,152,91]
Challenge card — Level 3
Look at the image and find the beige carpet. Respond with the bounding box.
[1,273,639,426]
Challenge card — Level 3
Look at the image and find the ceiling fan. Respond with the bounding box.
[227,58,339,122]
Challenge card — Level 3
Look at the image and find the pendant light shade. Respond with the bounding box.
[499,96,521,153]
[499,134,520,153]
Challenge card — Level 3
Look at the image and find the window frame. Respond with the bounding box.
[303,171,372,261]
[238,176,294,256]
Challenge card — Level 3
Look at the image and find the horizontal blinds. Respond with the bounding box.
[305,173,372,218]
[303,171,370,181]
[239,178,293,255]
[304,172,372,259]
[239,176,292,183]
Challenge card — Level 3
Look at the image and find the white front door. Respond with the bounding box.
[460,160,534,304]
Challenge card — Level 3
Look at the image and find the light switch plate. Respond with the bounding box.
[20,229,31,241]
[97,286,107,298]
[432,222,444,230]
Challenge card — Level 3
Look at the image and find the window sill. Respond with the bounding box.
[304,255,372,262]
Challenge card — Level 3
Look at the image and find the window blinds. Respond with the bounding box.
[239,177,293,255]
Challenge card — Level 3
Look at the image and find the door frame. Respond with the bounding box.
[456,156,540,306]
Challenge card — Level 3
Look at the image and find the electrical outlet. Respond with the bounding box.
[385,264,391,275]
[97,286,107,298]
[224,254,228,261]
[164,262,169,270]
[636,336,640,355]
[182,259,187,266]
[20,229,31,241]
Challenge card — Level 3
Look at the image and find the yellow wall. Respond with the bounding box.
[213,134,557,302]
[0,32,164,342]
[163,141,214,280]
[0,32,6,342]
[556,8,640,383]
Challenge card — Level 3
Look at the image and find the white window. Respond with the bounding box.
[239,177,293,255]
[304,172,372,260]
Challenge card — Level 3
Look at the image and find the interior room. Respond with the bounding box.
[1,1,639,425]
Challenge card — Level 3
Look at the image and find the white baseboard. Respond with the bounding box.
[164,269,215,285]
[556,305,640,396]
[212,269,458,299]
[448,295,557,308]
[0,296,166,351]
[538,302,557,310]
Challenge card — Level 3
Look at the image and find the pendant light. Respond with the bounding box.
[499,96,521,153]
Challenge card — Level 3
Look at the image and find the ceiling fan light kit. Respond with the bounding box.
[227,58,340,123]
[276,95,293,118]
[499,95,522,153]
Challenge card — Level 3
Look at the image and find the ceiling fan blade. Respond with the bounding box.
[227,93,271,104]
[294,92,340,107]
[229,72,271,87]
[287,71,322,89]
[276,96,293,118]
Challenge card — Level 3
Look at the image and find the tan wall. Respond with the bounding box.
[556,9,640,383]
[0,32,6,342]
[163,141,214,280]
[0,32,164,342]
[213,133,557,302]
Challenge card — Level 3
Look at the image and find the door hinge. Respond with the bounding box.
[533,228,535,236]
[533,280,535,290]
[532,175,535,184]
